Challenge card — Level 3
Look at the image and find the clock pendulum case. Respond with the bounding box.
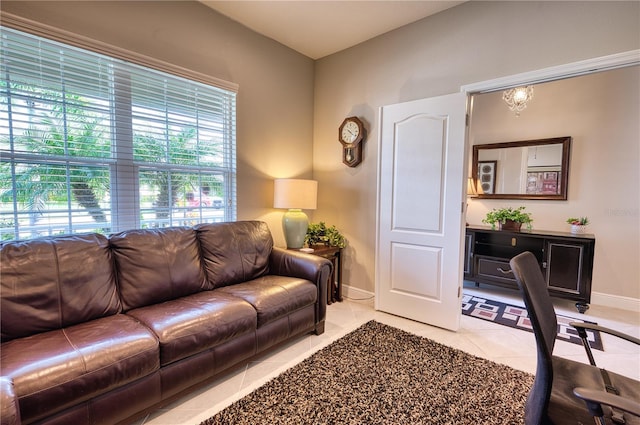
[338,116,366,167]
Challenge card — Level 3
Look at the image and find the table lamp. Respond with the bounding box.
[273,179,317,249]
[467,177,481,197]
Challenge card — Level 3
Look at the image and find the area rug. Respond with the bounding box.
[462,293,604,351]
[200,321,533,425]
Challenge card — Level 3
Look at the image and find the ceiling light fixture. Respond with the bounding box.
[502,85,534,116]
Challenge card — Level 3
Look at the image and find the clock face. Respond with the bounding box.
[340,120,360,144]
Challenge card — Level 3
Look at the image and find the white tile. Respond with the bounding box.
[490,355,538,374]
[465,328,537,358]
[143,408,208,425]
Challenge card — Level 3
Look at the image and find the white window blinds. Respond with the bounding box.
[0,26,236,241]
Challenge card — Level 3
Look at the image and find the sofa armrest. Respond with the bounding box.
[1,377,21,425]
[269,247,333,327]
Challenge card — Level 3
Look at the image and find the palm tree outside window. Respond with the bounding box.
[0,27,236,241]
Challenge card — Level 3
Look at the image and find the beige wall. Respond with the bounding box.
[313,1,640,301]
[468,66,639,300]
[0,0,315,247]
[2,1,639,303]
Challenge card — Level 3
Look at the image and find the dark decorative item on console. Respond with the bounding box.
[482,206,533,231]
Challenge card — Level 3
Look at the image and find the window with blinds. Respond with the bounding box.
[0,27,236,241]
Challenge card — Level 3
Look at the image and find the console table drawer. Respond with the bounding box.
[476,256,517,284]
[474,232,544,260]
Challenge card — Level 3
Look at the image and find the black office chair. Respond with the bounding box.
[509,251,640,425]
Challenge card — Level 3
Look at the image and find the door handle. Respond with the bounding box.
[497,267,513,275]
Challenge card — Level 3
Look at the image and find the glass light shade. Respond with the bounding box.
[274,179,318,249]
[502,85,534,116]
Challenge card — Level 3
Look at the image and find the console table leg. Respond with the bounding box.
[575,302,589,314]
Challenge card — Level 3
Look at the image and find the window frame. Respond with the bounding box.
[1,18,237,241]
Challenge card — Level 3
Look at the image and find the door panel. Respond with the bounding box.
[546,242,583,294]
[390,243,441,299]
[393,115,445,232]
[376,92,467,331]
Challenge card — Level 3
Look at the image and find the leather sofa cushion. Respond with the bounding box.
[0,377,19,425]
[127,291,257,366]
[219,275,317,327]
[0,234,120,342]
[0,314,159,424]
[110,227,208,311]
[196,221,272,289]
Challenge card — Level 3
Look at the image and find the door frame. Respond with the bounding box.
[460,50,638,231]
[372,50,638,319]
[458,49,639,306]
[461,50,639,94]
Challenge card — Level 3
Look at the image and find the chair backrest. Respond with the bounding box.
[510,251,559,425]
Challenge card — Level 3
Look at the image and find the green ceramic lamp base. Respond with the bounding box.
[282,209,309,249]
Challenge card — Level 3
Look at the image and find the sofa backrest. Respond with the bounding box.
[0,234,120,342]
[110,226,208,311]
[196,221,273,289]
[0,221,275,340]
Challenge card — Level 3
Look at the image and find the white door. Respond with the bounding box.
[375,92,467,331]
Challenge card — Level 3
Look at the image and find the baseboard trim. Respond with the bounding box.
[343,285,639,314]
[591,291,640,313]
[342,285,375,301]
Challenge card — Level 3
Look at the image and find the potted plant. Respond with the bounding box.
[566,217,589,234]
[482,206,533,231]
[305,222,346,248]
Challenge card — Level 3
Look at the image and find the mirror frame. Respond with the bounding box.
[472,136,571,200]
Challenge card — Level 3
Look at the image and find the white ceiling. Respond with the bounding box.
[200,1,466,59]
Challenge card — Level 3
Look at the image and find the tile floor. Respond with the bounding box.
[137,284,640,425]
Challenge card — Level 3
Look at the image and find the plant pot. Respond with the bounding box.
[499,219,522,231]
[571,224,586,234]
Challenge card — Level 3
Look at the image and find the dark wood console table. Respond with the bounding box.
[464,225,595,312]
[294,246,343,304]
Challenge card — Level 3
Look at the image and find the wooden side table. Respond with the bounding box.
[305,245,343,304]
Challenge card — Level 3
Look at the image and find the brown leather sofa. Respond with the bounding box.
[0,221,331,425]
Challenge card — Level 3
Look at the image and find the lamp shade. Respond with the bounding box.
[466,177,478,196]
[466,177,483,196]
[273,179,317,210]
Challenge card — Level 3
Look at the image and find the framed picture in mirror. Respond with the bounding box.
[526,169,560,195]
[477,160,496,194]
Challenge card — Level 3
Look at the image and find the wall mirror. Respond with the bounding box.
[471,136,571,200]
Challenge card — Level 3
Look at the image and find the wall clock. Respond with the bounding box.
[338,116,366,167]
